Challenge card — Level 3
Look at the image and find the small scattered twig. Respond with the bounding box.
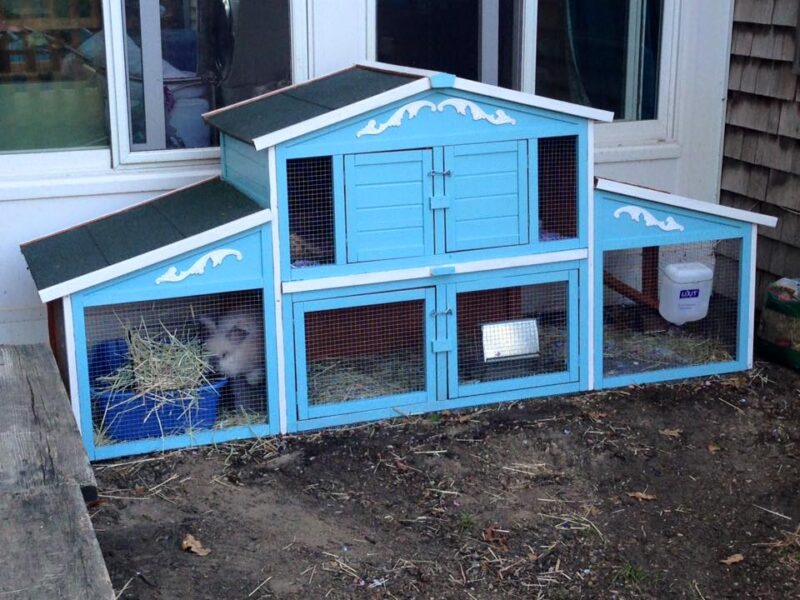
[114,577,134,599]
[248,575,272,597]
[692,580,707,600]
[753,504,792,521]
[718,397,745,414]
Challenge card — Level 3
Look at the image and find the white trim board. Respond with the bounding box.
[747,225,757,369]
[62,295,82,433]
[586,121,596,391]
[595,178,778,228]
[268,147,289,435]
[283,249,589,295]
[37,210,273,303]
[246,63,613,151]
[358,61,614,122]
[252,77,431,150]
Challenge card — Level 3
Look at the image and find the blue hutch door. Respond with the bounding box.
[344,140,531,261]
[442,270,579,399]
[293,287,437,419]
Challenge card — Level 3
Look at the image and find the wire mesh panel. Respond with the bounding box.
[457,281,569,385]
[287,156,335,267]
[84,290,266,446]
[602,239,741,377]
[538,136,578,241]
[303,299,426,407]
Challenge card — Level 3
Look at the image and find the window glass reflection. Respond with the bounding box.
[0,0,108,153]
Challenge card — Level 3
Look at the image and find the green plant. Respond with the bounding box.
[457,511,475,532]
[615,562,649,585]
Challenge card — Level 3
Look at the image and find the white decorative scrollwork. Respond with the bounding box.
[356,98,516,137]
[155,249,243,284]
[613,206,685,232]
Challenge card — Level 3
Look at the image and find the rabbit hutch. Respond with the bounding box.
[21,63,777,460]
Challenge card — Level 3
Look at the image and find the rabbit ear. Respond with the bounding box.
[199,316,217,333]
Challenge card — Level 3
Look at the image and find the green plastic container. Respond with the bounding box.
[756,278,800,369]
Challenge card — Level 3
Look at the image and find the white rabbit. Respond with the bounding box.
[201,306,265,412]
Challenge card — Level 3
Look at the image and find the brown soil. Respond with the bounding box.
[93,362,800,599]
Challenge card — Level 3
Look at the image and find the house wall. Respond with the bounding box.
[720,0,800,301]
[0,0,735,344]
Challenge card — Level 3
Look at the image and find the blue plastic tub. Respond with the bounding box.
[94,379,227,441]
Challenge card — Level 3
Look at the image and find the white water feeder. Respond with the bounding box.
[658,262,713,325]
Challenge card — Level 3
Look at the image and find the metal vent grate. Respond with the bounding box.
[287,156,335,267]
[538,135,578,241]
[84,290,266,445]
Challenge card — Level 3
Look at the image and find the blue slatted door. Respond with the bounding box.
[344,149,434,262]
[443,141,529,252]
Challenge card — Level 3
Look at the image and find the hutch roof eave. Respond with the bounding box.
[21,177,271,304]
[204,62,615,152]
[596,178,778,228]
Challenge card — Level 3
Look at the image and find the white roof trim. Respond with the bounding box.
[358,62,614,122]
[596,178,778,228]
[250,63,614,151]
[357,60,441,78]
[452,78,614,122]
[252,78,432,151]
[38,209,272,303]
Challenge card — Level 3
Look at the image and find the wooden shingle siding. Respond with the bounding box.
[721,0,800,301]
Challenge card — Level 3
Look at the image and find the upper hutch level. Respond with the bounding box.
[205,63,613,282]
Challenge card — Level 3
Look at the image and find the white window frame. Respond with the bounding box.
[367,0,681,161]
[105,0,309,168]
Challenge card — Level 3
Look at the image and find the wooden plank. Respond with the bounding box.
[723,127,744,159]
[734,0,775,25]
[772,0,798,26]
[721,157,752,197]
[0,345,96,499]
[727,93,782,133]
[0,483,114,600]
[778,101,800,138]
[767,169,800,210]
[731,25,755,56]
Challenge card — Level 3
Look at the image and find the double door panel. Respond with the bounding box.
[344,140,529,263]
[293,269,578,420]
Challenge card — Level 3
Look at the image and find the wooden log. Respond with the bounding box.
[0,482,114,599]
[0,345,96,500]
[603,270,660,312]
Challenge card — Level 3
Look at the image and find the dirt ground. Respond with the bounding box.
[92,362,800,599]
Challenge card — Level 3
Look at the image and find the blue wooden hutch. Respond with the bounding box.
[21,63,777,460]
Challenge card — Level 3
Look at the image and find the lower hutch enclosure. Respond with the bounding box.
[20,64,777,460]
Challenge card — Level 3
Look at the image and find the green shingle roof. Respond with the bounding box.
[204,66,422,144]
[22,178,263,292]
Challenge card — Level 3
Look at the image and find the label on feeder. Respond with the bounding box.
[679,289,700,299]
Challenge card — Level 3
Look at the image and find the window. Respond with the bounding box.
[121,0,292,152]
[0,0,109,152]
[536,0,662,121]
[376,0,516,86]
[374,0,663,121]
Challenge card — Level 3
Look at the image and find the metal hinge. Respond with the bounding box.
[429,195,449,210]
[432,338,455,353]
